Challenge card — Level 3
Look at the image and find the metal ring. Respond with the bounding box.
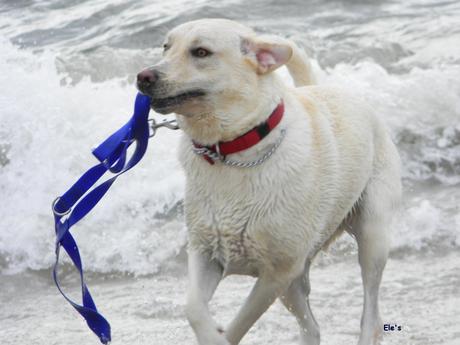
[148,119,156,138]
[52,197,71,217]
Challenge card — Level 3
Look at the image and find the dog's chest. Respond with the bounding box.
[185,177,270,276]
[182,143,323,277]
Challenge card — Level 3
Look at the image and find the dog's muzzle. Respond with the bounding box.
[136,68,206,113]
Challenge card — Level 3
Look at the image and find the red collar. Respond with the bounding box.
[193,101,284,164]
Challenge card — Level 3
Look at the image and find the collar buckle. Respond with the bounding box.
[214,143,224,161]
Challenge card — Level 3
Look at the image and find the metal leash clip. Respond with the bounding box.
[148,118,179,138]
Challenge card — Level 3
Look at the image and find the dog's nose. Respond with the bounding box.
[137,69,157,85]
[136,69,158,95]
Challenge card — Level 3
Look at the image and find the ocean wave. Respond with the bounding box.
[0,31,459,275]
[0,39,186,275]
[320,61,460,184]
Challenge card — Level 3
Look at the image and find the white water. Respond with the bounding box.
[1,5,460,273]
[0,38,188,274]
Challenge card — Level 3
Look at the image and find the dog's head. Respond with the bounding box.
[137,19,292,139]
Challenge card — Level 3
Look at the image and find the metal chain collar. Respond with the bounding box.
[192,128,287,168]
[148,117,287,168]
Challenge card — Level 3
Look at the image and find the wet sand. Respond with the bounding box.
[1,250,458,345]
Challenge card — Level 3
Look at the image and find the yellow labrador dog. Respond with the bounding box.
[137,18,401,345]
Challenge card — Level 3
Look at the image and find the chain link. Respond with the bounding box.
[192,129,286,168]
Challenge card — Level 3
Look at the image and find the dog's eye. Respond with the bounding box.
[163,44,170,51]
[191,47,212,58]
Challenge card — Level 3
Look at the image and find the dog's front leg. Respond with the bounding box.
[225,274,291,345]
[186,250,228,345]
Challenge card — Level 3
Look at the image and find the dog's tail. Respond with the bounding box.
[285,40,316,87]
[257,35,316,86]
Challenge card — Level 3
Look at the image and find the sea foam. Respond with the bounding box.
[0,38,459,275]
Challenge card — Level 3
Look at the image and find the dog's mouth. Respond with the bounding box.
[151,90,206,112]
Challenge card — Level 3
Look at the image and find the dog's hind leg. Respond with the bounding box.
[186,250,229,345]
[279,260,320,345]
[351,172,400,345]
[225,272,294,344]
[352,208,388,345]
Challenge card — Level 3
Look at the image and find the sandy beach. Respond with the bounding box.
[1,249,459,345]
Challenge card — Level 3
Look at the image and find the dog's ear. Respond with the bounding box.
[241,36,293,75]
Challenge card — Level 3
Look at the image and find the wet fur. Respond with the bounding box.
[139,18,401,345]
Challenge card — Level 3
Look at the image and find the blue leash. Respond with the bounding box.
[52,92,178,344]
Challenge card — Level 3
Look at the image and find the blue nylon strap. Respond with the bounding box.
[52,93,151,344]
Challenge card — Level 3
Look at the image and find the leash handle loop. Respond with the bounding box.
[52,93,151,344]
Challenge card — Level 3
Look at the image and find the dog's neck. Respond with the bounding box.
[177,74,285,146]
